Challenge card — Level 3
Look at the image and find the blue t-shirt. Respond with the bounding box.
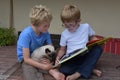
[17,26,52,62]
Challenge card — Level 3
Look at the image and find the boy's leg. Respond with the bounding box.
[76,45,103,78]
[59,55,85,76]
[22,62,44,80]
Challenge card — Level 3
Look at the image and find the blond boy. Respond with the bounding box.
[17,5,64,80]
[55,4,102,80]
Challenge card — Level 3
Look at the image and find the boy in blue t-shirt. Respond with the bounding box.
[55,4,103,80]
[17,5,65,80]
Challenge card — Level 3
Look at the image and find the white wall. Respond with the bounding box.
[0,0,120,38]
[0,0,10,28]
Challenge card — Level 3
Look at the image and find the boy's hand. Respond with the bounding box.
[55,57,60,65]
[42,63,53,70]
[55,46,66,65]
[39,58,53,70]
[90,35,99,41]
[40,58,51,64]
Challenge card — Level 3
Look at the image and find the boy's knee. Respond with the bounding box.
[88,45,103,59]
[96,45,103,54]
[93,45,103,54]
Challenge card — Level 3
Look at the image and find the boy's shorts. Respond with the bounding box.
[22,62,48,80]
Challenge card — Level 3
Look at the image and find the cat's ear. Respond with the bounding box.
[45,48,51,54]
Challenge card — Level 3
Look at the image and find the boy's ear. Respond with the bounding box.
[45,48,51,54]
[32,23,38,27]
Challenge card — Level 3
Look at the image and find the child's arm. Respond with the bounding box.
[55,46,66,65]
[89,35,99,41]
[23,48,53,70]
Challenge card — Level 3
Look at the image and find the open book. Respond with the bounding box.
[53,37,112,68]
[87,37,112,49]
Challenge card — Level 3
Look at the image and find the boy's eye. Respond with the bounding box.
[43,25,48,28]
[62,24,75,28]
[69,24,74,26]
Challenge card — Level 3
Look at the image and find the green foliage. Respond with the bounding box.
[0,27,16,46]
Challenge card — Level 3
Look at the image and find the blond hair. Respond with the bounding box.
[29,5,52,26]
[61,4,81,22]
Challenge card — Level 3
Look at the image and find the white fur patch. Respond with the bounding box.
[31,45,55,62]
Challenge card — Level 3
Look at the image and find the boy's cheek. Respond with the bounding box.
[38,28,48,33]
[41,29,48,33]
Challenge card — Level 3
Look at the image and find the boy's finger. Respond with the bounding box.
[41,59,50,64]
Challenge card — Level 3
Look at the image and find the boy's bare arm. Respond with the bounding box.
[55,46,66,64]
[89,35,98,41]
[23,48,53,70]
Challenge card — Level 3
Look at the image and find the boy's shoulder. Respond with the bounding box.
[62,23,90,34]
[61,29,70,37]
[80,23,90,28]
[22,26,32,33]
[19,26,33,37]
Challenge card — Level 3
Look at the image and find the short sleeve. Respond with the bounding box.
[19,34,30,48]
[46,33,52,44]
[88,24,95,36]
[60,34,67,46]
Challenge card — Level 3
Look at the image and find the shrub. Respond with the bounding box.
[0,27,16,46]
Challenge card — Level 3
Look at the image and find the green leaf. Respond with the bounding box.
[0,27,16,46]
